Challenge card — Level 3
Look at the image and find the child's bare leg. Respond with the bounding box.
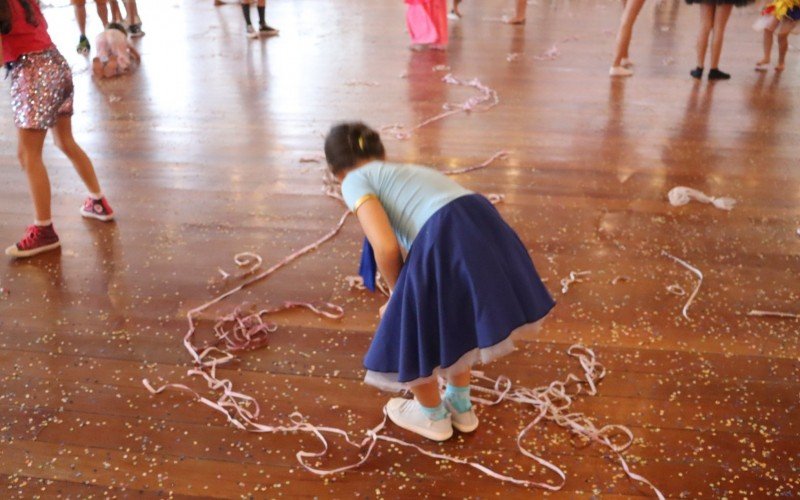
[18,129,52,222]
[410,380,442,408]
[758,29,774,65]
[95,0,110,26]
[447,370,470,387]
[709,4,732,69]
[505,0,527,24]
[108,0,124,23]
[776,33,789,70]
[695,4,714,68]
[612,0,645,67]
[125,0,139,25]
[52,116,102,195]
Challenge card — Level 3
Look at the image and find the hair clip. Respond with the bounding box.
[358,136,365,151]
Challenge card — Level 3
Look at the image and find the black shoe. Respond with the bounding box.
[690,67,703,79]
[77,35,91,55]
[259,24,279,36]
[708,68,730,80]
[129,23,145,38]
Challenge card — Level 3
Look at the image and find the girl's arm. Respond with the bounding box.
[355,198,403,290]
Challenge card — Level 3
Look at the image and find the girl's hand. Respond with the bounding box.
[379,301,388,318]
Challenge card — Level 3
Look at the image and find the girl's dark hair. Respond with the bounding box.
[0,0,39,35]
[107,22,127,35]
[324,122,385,175]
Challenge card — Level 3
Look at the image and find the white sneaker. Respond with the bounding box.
[245,25,258,39]
[446,402,479,433]
[385,398,453,442]
[609,65,634,77]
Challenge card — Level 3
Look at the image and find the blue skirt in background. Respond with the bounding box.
[363,194,555,391]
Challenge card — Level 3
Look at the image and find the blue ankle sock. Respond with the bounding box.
[445,384,472,413]
[419,401,448,421]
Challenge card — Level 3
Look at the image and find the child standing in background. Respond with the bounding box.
[406,0,448,50]
[754,0,799,71]
[1,0,115,258]
[242,0,278,39]
[324,123,555,441]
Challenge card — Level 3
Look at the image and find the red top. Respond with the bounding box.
[2,0,53,64]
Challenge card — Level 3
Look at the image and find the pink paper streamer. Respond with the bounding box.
[381,73,500,140]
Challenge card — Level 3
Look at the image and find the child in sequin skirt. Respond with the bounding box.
[1,0,115,259]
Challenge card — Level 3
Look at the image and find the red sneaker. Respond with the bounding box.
[5,224,61,258]
[80,196,115,221]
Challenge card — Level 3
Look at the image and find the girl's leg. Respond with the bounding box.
[612,0,646,67]
[776,32,789,70]
[410,380,442,408]
[95,0,110,26]
[695,4,715,68]
[126,0,139,25]
[108,0,124,23]
[709,4,733,69]
[73,0,87,37]
[506,0,527,24]
[758,29,774,66]
[17,129,52,222]
[52,116,102,196]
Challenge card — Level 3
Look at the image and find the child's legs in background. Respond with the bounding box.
[709,4,733,69]
[125,0,140,25]
[72,0,88,36]
[696,4,715,67]
[612,0,646,66]
[776,31,790,69]
[760,28,775,64]
[17,129,52,222]
[108,0,124,23]
[52,116,102,195]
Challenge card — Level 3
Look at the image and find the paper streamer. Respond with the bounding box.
[668,186,736,211]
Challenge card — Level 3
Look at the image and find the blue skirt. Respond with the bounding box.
[363,194,555,391]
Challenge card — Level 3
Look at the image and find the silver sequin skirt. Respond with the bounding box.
[9,47,74,130]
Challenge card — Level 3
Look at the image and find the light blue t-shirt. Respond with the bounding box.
[341,161,473,251]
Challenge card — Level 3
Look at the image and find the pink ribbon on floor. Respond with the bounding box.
[381,73,500,140]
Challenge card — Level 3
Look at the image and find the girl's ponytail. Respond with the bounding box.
[325,122,386,175]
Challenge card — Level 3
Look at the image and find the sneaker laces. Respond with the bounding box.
[19,225,43,249]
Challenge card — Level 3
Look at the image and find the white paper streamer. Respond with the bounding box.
[668,187,736,211]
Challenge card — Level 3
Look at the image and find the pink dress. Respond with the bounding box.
[95,29,133,72]
[406,0,448,46]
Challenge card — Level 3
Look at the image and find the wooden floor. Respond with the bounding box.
[1,0,799,497]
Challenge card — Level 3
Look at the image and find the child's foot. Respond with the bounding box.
[690,66,704,79]
[80,196,115,222]
[5,224,60,258]
[775,63,785,71]
[755,60,770,71]
[129,23,145,38]
[245,24,258,39]
[621,58,634,68]
[708,68,730,80]
[503,16,526,25]
[448,9,461,20]
[445,401,479,433]
[385,398,453,441]
[609,65,634,77]
[259,24,279,36]
[77,35,91,55]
